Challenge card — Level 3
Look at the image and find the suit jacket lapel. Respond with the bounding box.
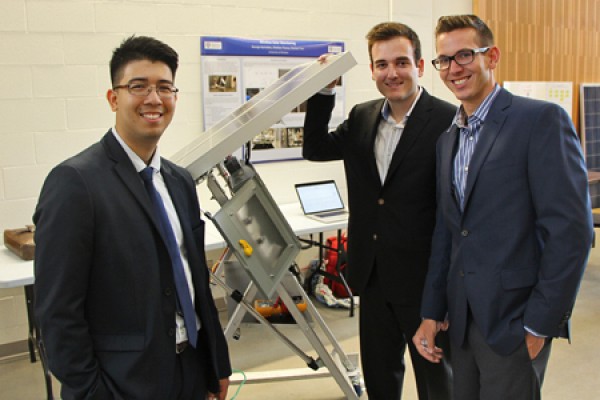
[162,163,207,292]
[102,132,165,239]
[161,163,196,263]
[462,89,511,212]
[442,124,461,216]
[385,90,431,185]
[364,99,384,185]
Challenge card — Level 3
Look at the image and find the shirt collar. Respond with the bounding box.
[111,128,161,173]
[381,86,423,124]
[453,83,501,129]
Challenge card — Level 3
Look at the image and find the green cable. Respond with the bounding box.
[229,368,247,399]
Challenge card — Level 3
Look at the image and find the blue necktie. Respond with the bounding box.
[140,167,198,347]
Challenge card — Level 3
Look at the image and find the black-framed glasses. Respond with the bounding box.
[431,47,490,71]
[113,82,179,98]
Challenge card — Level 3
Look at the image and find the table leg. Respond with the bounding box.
[24,285,37,363]
[24,284,54,399]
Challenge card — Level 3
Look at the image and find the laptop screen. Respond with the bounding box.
[295,180,345,214]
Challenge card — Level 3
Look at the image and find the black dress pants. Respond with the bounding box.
[452,320,552,400]
[168,335,209,400]
[360,269,453,400]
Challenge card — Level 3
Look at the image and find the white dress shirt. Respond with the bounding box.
[374,87,423,184]
[112,128,200,343]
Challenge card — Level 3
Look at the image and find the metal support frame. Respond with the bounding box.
[205,167,361,398]
[177,52,361,397]
[211,251,361,399]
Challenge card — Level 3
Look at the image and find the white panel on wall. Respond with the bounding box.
[0,199,38,236]
[433,0,473,17]
[3,165,50,200]
[0,134,35,168]
[0,169,4,200]
[34,130,103,166]
[156,4,214,35]
[94,4,159,33]
[66,98,114,131]
[0,1,26,32]
[209,7,266,37]
[1,98,67,135]
[0,67,33,100]
[0,290,28,344]
[0,33,64,66]
[32,66,98,98]
[27,1,95,33]
[64,35,126,66]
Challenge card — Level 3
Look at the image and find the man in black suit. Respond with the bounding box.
[303,22,455,400]
[34,36,231,400]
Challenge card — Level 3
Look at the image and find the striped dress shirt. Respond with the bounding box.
[453,84,501,211]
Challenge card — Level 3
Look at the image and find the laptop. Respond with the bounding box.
[295,180,349,223]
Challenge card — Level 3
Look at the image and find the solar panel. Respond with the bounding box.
[170,52,357,180]
[580,84,600,207]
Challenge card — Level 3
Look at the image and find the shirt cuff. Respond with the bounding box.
[318,87,336,96]
[524,326,547,338]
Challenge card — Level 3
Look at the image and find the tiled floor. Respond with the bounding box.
[2,245,600,399]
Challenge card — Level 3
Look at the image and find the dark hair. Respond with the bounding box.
[366,22,421,63]
[435,14,494,47]
[109,35,179,85]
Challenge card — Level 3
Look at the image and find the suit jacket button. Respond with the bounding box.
[461,230,469,237]
[164,287,173,296]
[378,198,385,205]
[168,328,175,337]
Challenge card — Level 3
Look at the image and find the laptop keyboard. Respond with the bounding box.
[318,211,346,217]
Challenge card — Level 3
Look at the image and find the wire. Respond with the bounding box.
[211,248,229,274]
[244,141,251,163]
[229,369,247,399]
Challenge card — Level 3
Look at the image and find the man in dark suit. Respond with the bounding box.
[34,36,231,400]
[413,15,593,400]
[303,22,455,400]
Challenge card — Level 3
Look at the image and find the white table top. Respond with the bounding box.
[0,202,347,289]
[278,202,348,236]
[0,248,34,288]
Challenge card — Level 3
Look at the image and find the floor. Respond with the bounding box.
[2,246,600,400]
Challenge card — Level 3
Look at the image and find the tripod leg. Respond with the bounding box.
[211,269,319,369]
[276,282,360,399]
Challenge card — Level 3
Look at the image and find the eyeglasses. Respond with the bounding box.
[113,81,179,98]
[431,47,490,71]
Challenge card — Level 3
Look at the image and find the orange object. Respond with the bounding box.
[254,296,307,317]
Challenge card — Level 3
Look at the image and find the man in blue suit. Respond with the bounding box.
[34,36,231,400]
[413,15,593,400]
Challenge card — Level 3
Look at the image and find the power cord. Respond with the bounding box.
[229,368,247,399]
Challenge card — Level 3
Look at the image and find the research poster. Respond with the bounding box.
[503,81,573,118]
[201,37,346,162]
